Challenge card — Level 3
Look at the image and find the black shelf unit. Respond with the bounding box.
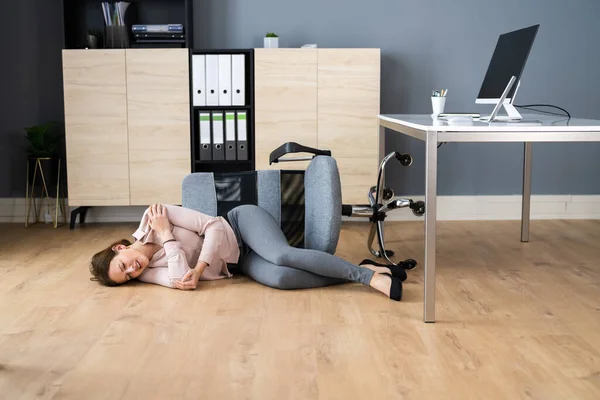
[189,49,255,174]
[195,160,254,164]
[62,0,194,49]
[193,105,253,111]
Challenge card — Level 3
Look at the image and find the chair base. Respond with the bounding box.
[343,150,425,271]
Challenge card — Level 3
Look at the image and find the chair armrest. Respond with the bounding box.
[269,142,332,165]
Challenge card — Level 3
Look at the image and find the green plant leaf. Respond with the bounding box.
[24,121,61,157]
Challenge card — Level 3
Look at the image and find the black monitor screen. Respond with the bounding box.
[477,24,539,100]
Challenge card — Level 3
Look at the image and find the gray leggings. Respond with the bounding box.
[227,204,375,290]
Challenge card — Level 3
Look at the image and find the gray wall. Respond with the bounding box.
[2,0,599,198]
[0,0,65,197]
[195,0,600,196]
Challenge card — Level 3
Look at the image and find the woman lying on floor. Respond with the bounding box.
[90,204,405,301]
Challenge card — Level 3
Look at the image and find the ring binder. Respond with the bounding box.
[218,54,232,106]
[199,112,212,160]
[212,111,225,161]
[225,112,237,160]
[206,55,219,106]
[192,55,206,106]
[232,54,245,106]
[236,111,248,161]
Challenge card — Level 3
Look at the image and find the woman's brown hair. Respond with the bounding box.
[89,239,132,286]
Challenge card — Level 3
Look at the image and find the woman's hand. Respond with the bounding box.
[148,204,171,241]
[174,268,201,290]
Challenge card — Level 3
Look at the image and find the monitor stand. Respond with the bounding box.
[478,77,523,122]
[492,102,522,121]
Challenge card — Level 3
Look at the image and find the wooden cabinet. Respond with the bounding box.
[126,49,191,205]
[254,48,380,204]
[254,49,318,171]
[62,50,130,206]
[317,49,380,204]
[63,48,378,207]
[62,49,190,207]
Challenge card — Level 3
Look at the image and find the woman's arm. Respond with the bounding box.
[137,205,192,288]
[163,204,233,268]
[134,233,191,289]
[140,204,216,289]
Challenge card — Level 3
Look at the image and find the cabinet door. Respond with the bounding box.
[62,50,130,206]
[317,49,380,203]
[255,49,318,170]
[126,49,191,205]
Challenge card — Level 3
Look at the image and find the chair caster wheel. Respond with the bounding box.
[397,153,413,167]
[385,250,395,257]
[411,201,425,216]
[401,259,418,270]
[382,188,394,201]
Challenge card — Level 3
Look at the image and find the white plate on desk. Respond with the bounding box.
[433,116,475,126]
[448,116,474,125]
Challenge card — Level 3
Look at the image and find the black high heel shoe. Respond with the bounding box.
[359,259,407,282]
[381,273,403,301]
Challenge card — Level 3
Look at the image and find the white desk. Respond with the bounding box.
[378,114,600,322]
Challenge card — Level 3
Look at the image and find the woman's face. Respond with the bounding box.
[108,245,150,284]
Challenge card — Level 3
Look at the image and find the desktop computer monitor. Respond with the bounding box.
[476,24,540,121]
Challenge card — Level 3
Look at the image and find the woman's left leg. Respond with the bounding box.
[240,250,348,290]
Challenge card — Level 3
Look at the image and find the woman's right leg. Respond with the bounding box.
[228,204,374,285]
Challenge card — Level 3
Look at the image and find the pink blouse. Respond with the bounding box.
[132,205,240,288]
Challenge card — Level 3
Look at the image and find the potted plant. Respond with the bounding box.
[24,121,64,197]
[25,121,62,159]
[264,32,279,48]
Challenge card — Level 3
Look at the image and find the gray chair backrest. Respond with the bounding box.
[257,170,281,226]
[304,156,342,254]
[181,155,341,255]
[182,173,218,216]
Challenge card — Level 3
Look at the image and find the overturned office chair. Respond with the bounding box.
[181,142,424,287]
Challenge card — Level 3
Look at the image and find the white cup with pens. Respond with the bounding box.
[431,89,447,117]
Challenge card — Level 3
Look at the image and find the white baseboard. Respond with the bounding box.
[2,196,600,224]
[344,195,600,222]
[0,198,147,224]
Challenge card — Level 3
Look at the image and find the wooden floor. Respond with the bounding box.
[1,219,600,399]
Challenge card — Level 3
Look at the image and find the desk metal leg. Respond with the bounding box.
[379,125,386,163]
[521,142,532,242]
[378,125,388,258]
[424,130,438,323]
